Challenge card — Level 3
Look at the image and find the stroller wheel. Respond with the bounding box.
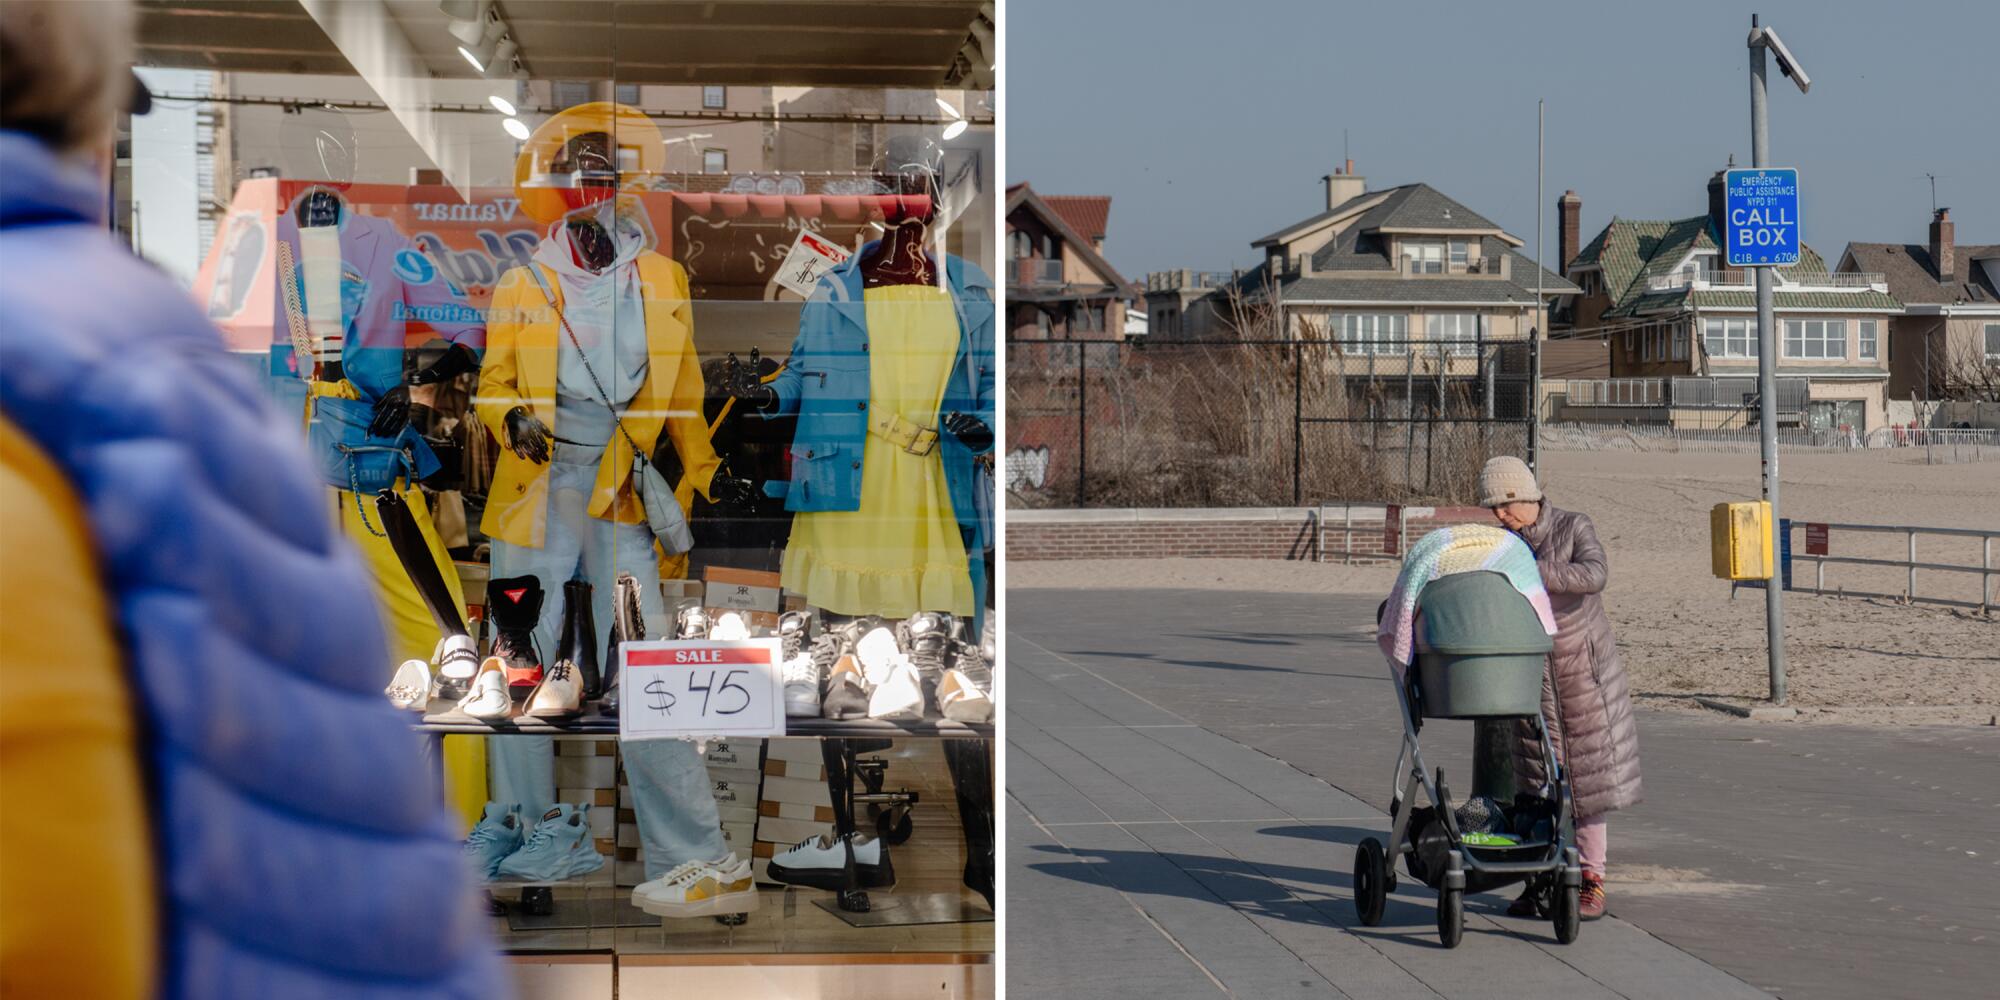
[1552,881,1581,944]
[1437,886,1464,949]
[1352,838,1388,927]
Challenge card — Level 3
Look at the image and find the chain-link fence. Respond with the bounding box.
[1005,338,1534,508]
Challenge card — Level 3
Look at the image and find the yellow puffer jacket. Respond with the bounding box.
[476,251,720,549]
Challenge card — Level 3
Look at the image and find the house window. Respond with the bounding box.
[1036,311,1051,337]
[1783,318,1846,359]
[1857,319,1879,361]
[1009,230,1032,259]
[552,81,592,107]
[1672,324,1689,360]
[1426,313,1477,356]
[703,86,726,109]
[1337,313,1408,355]
[702,149,727,174]
[1703,318,1757,359]
[614,83,641,106]
[1403,242,1443,274]
[1985,324,2000,362]
[1449,241,1470,269]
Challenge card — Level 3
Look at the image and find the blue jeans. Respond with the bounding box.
[487,439,728,880]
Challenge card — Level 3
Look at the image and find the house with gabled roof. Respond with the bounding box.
[1005,182,1131,340]
[1839,208,2000,408]
[1555,171,1903,434]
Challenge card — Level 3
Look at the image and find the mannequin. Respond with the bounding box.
[730,137,994,623]
[476,110,757,918]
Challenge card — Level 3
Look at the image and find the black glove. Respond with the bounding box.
[504,405,553,464]
[369,384,413,438]
[707,474,761,507]
[409,342,478,386]
[722,350,776,411]
[943,411,992,453]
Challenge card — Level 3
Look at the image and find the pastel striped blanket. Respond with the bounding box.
[1376,523,1558,673]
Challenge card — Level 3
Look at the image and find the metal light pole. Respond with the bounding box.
[1748,14,1809,704]
[1529,99,1545,475]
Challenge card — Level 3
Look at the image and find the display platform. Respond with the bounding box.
[416,702,994,740]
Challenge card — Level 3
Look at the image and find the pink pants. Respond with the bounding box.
[1577,816,1607,878]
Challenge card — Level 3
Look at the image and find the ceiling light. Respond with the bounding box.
[502,117,530,141]
[489,94,516,116]
[448,8,501,46]
[942,119,969,140]
[438,0,489,19]
[935,97,959,117]
[485,36,518,78]
[457,45,486,73]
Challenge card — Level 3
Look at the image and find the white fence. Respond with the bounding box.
[1542,422,2000,461]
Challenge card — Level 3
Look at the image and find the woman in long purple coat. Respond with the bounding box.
[1479,456,1642,920]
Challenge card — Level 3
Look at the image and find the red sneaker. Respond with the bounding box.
[1579,875,1607,920]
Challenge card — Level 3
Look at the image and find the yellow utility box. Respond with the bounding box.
[1711,501,1774,580]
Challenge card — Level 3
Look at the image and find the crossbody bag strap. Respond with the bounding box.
[524,264,649,461]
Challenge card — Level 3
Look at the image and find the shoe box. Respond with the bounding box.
[555,738,618,856]
[752,738,835,883]
[703,566,782,633]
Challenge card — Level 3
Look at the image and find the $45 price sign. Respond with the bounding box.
[617,639,788,742]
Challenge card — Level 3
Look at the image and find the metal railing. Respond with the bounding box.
[1644,270,1885,292]
[1784,520,1999,610]
[1565,378,1665,406]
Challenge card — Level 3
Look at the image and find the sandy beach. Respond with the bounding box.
[1009,448,2000,725]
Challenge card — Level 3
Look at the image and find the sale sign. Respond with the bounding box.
[617,639,787,741]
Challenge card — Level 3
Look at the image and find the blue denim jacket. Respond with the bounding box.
[763,247,995,547]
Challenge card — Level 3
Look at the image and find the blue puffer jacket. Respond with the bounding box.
[0,132,508,999]
[762,247,996,611]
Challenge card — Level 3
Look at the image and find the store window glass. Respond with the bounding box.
[122,0,996,992]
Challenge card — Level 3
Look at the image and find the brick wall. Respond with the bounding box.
[1007,506,1493,561]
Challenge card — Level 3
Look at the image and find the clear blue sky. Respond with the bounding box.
[1006,0,1999,279]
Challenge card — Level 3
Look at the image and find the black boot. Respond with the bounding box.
[601,572,644,717]
[486,576,545,701]
[561,580,600,700]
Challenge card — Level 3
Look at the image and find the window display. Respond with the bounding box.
[122,1,996,995]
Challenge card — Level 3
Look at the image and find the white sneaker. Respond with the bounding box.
[856,627,900,686]
[459,657,513,721]
[868,656,926,721]
[385,658,431,710]
[767,832,894,890]
[782,651,821,718]
[632,854,758,918]
[710,612,751,640]
[522,657,582,719]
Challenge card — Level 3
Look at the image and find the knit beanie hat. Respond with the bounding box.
[1477,456,1542,507]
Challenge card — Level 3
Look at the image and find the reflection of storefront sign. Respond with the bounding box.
[618,639,787,741]
[410,198,523,222]
[774,230,852,297]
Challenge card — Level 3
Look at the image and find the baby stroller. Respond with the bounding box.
[1357,570,1582,948]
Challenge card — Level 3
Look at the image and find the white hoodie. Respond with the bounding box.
[533,206,650,410]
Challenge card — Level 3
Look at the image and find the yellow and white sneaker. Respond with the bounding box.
[631,854,758,919]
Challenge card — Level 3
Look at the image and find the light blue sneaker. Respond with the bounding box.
[464,803,525,880]
[496,803,605,882]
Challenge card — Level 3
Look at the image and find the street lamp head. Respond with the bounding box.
[1753,25,1812,94]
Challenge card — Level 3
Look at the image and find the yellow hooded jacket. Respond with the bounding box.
[476,252,720,549]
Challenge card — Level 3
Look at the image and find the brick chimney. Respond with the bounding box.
[1557,190,1582,278]
[1322,159,1365,211]
[1930,207,1955,282]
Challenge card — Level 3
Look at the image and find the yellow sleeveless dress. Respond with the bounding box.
[781,284,974,617]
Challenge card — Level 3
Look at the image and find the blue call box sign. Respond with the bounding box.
[1724,168,1801,267]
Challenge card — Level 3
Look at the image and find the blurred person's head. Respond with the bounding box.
[0,0,136,167]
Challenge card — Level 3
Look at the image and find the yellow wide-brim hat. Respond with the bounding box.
[514,101,665,227]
